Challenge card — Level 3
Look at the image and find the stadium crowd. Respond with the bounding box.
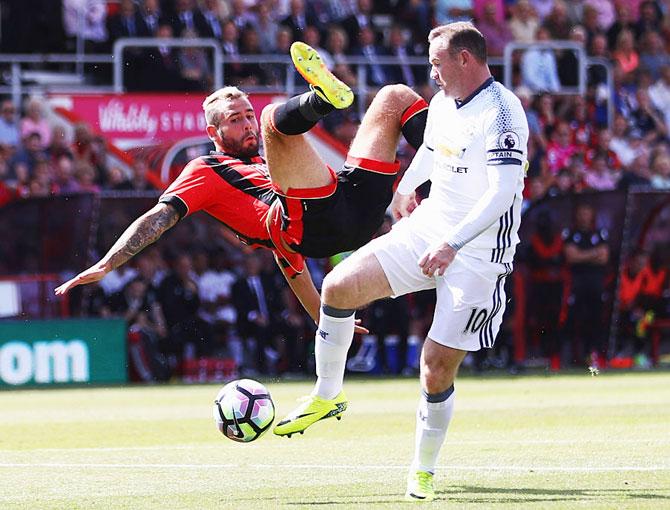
[0,0,669,378]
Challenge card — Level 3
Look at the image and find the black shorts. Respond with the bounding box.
[275,156,400,259]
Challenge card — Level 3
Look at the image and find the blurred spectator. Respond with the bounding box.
[280,0,318,42]
[476,0,513,57]
[563,203,610,368]
[20,98,52,150]
[610,113,639,167]
[197,0,226,39]
[631,87,667,142]
[109,156,154,191]
[536,92,558,138]
[530,0,554,21]
[526,210,566,368]
[584,0,616,32]
[107,0,151,41]
[238,26,271,85]
[648,65,670,129]
[158,253,209,368]
[341,0,380,45]
[516,86,545,148]
[9,132,47,188]
[558,26,587,88]
[73,160,101,193]
[650,152,670,188]
[326,26,351,67]
[104,165,129,190]
[509,0,539,43]
[0,99,19,153]
[304,25,333,70]
[584,153,619,190]
[544,0,572,40]
[435,0,474,25]
[192,248,237,352]
[52,154,82,194]
[618,247,668,366]
[179,29,214,91]
[546,121,580,175]
[634,0,663,41]
[639,31,670,80]
[108,0,152,90]
[546,166,579,196]
[232,251,280,374]
[62,0,108,53]
[586,127,622,170]
[265,27,295,85]
[144,23,187,91]
[568,94,596,148]
[170,0,199,37]
[619,149,653,188]
[27,159,55,198]
[47,125,74,162]
[613,29,640,76]
[229,0,258,32]
[396,0,432,53]
[353,26,389,88]
[221,20,245,85]
[581,4,602,41]
[106,276,170,381]
[100,264,138,296]
[256,1,280,53]
[139,0,163,36]
[274,285,310,374]
[521,27,561,93]
[607,2,636,49]
[386,25,423,87]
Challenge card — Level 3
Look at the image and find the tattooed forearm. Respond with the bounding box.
[102,203,180,271]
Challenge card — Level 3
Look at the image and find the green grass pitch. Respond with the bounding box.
[1,372,669,509]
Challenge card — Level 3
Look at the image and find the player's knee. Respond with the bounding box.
[374,84,414,109]
[260,104,282,137]
[322,270,357,309]
[421,355,456,392]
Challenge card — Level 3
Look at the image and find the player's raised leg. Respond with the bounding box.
[260,42,353,193]
[348,83,428,164]
[273,86,429,438]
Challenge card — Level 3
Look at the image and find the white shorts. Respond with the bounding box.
[363,219,513,351]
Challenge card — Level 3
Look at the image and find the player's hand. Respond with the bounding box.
[418,242,457,277]
[390,191,418,220]
[54,261,110,295]
[354,319,369,335]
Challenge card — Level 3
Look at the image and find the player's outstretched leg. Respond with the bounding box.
[273,390,348,437]
[290,41,353,109]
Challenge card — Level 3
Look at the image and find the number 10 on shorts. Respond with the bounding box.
[463,307,489,334]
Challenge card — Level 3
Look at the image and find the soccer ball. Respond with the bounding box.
[213,379,275,443]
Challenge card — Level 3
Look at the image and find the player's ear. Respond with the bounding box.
[205,124,219,142]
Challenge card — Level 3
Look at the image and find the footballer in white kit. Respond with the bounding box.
[366,76,529,351]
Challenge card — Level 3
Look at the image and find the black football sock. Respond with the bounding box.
[272,92,335,135]
[401,99,429,150]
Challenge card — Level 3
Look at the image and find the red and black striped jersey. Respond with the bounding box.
[158,151,305,276]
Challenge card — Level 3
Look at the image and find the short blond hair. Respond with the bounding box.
[429,22,487,63]
[202,86,249,125]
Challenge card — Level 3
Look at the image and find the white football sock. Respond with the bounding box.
[411,386,455,474]
[312,305,355,399]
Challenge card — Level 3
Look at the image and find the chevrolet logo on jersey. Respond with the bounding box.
[436,142,466,159]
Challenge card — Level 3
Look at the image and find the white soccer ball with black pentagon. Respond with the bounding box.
[213,379,275,442]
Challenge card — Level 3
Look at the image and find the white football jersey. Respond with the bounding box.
[406,78,528,264]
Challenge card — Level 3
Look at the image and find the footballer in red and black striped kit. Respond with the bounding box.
[55,42,428,329]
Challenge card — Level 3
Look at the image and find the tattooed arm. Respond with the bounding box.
[54,203,180,295]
